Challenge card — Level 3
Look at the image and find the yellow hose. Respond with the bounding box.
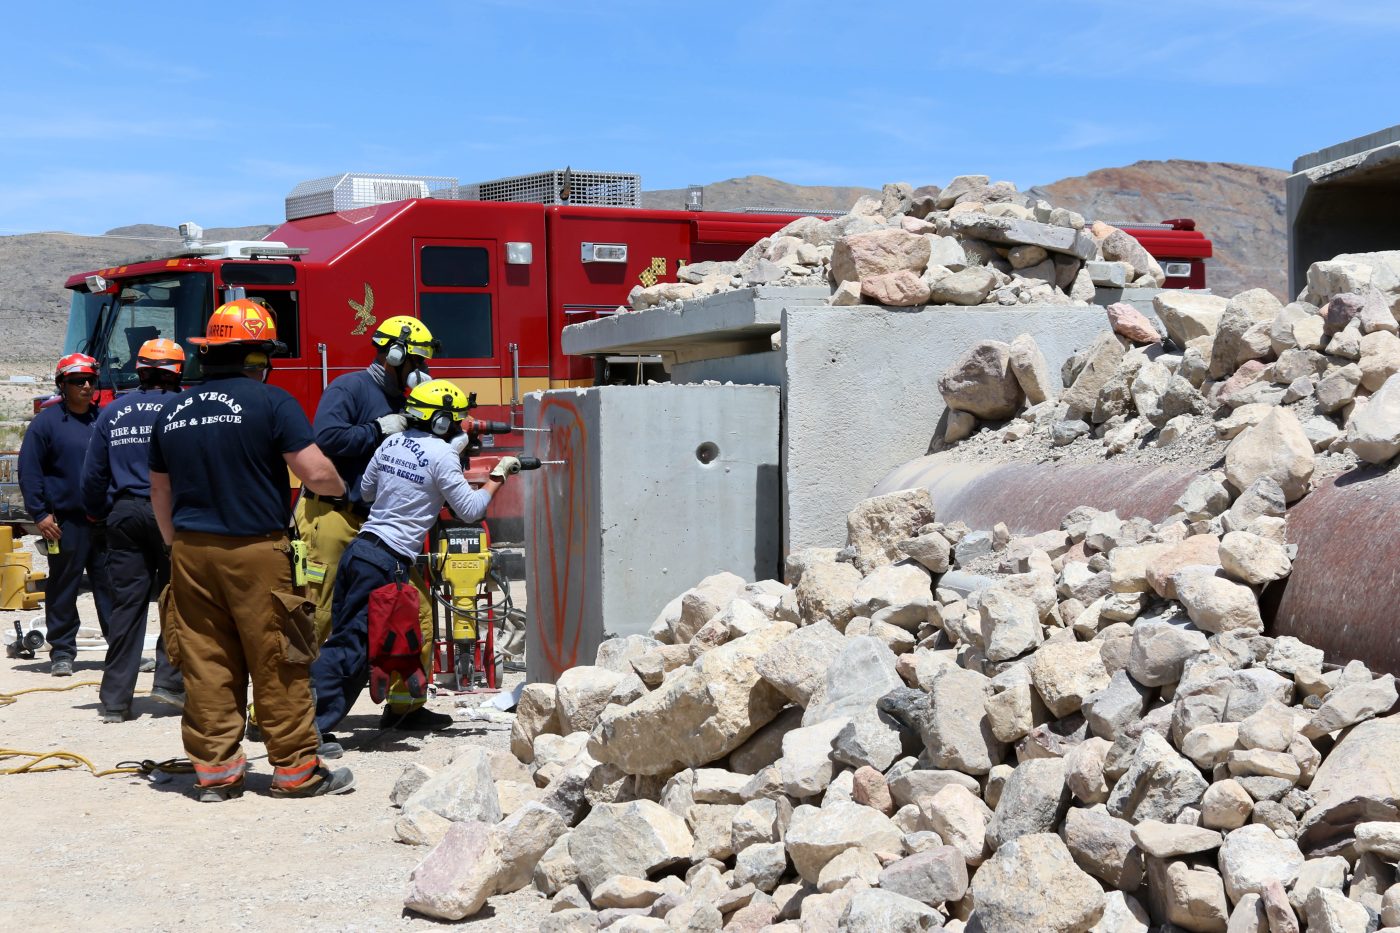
[0,680,193,777]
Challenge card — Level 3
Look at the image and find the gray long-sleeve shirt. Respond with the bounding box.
[360,429,490,559]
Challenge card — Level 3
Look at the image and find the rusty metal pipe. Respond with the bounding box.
[872,454,1400,675]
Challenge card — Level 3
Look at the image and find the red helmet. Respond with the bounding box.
[190,299,278,347]
[56,353,98,380]
[136,338,185,374]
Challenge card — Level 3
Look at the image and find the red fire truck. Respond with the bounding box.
[59,171,801,542]
[54,170,1213,542]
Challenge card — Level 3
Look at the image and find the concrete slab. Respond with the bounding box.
[781,304,1108,552]
[523,384,781,683]
[560,286,829,363]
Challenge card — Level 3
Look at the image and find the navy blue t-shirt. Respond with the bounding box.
[149,375,314,536]
[81,387,177,517]
[18,402,99,522]
[313,369,399,507]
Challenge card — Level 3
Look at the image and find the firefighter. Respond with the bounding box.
[149,299,354,801]
[18,352,113,676]
[310,379,516,753]
[292,314,443,731]
[81,338,187,722]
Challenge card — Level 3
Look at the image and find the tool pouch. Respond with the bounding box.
[367,581,425,703]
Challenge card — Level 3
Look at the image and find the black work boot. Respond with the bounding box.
[269,766,356,799]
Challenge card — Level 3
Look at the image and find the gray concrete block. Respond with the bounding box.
[781,305,1107,552]
[523,384,781,683]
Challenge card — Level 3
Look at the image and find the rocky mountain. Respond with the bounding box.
[0,224,275,365]
[0,162,1287,367]
[1033,161,1288,301]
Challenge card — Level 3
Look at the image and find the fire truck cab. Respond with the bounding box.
[61,171,798,541]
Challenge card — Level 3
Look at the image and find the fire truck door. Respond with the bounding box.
[413,239,499,382]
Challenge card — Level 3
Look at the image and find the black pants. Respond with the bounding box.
[100,496,182,710]
[45,516,113,662]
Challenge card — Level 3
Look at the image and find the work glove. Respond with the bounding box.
[376,413,408,437]
[489,456,521,481]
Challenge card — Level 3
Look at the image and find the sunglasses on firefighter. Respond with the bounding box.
[65,376,97,386]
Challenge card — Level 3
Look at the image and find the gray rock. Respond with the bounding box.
[403,747,502,825]
[838,889,942,933]
[567,800,694,894]
[917,668,1005,775]
[938,339,1023,419]
[919,783,994,866]
[1061,805,1143,891]
[1107,731,1209,823]
[987,758,1070,849]
[1130,819,1222,858]
[778,717,848,799]
[755,621,845,707]
[878,846,969,906]
[1127,617,1209,687]
[733,841,787,893]
[951,212,1097,260]
[980,589,1044,662]
[1084,671,1153,741]
[1218,824,1305,903]
[1300,714,1400,855]
[391,762,435,807]
[493,802,568,893]
[1304,674,1399,737]
[803,635,904,726]
[971,833,1107,933]
[404,821,505,920]
[783,801,903,884]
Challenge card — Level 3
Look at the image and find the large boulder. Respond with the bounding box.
[970,833,1107,933]
[588,623,794,775]
[402,747,502,825]
[1217,824,1305,903]
[846,488,937,574]
[554,666,625,734]
[403,822,505,921]
[492,801,568,894]
[938,340,1024,420]
[1153,291,1228,347]
[830,229,932,285]
[794,560,861,629]
[1209,289,1282,378]
[1224,408,1315,503]
[1347,372,1400,464]
[755,621,845,707]
[1300,714,1400,855]
[1062,330,1129,414]
[784,801,903,884]
[567,800,694,894]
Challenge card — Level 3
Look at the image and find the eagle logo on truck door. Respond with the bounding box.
[349,283,376,335]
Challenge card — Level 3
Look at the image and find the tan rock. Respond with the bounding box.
[1225,408,1314,503]
[1146,534,1221,600]
[830,229,931,285]
[861,270,931,307]
[1153,291,1228,347]
[938,339,1024,420]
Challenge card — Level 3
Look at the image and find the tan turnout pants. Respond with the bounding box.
[167,531,322,790]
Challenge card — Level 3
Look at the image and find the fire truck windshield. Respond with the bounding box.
[64,272,214,388]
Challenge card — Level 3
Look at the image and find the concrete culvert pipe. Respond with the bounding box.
[872,453,1400,676]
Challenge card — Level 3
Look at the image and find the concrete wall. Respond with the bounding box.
[1288,125,1400,296]
[781,304,1108,553]
[524,384,781,683]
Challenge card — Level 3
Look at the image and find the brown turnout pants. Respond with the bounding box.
[167,531,322,790]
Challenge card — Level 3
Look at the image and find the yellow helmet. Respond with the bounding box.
[372,315,437,364]
[404,379,470,436]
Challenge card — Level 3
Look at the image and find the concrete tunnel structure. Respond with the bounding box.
[1289,124,1400,297]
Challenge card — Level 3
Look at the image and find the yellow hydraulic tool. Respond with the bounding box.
[0,526,45,611]
[426,521,501,691]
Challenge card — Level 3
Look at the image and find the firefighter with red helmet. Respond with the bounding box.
[292,314,444,739]
[18,352,114,676]
[81,338,187,722]
[149,300,354,801]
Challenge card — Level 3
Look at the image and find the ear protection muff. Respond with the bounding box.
[429,410,452,436]
[384,324,411,368]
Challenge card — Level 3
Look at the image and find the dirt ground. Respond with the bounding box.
[0,548,553,932]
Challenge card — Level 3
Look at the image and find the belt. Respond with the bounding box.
[358,530,414,564]
[304,490,369,519]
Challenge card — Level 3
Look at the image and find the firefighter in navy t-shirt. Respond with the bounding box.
[81,338,187,721]
[18,352,113,676]
[149,299,352,802]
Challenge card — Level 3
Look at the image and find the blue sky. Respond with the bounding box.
[2,0,1397,235]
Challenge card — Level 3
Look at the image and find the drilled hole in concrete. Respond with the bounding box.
[695,441,720,464]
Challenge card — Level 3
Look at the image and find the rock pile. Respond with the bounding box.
[395,467,1400,931]
[934,250,1400,473]
[627,176,1170,313]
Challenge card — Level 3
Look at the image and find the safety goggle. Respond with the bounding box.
[64,375,97,386]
